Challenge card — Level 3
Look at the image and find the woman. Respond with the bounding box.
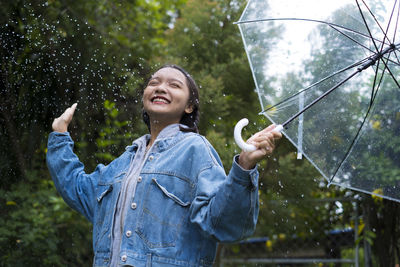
[47,64,281,267]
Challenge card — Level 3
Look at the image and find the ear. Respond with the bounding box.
[185,105,194,114]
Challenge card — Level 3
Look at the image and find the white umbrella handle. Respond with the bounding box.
[234,118,283,152]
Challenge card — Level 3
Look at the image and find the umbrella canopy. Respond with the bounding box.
[236,0,400,201]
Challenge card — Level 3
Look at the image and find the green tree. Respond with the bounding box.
[0,0,186,265]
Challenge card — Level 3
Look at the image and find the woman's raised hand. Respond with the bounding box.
[52,103,77,133]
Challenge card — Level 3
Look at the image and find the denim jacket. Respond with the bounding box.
[46,127,259,267]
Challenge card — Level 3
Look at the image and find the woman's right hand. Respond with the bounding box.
[238,124,282,170]
[52,103,77,133]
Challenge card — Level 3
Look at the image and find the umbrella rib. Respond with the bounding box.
[391,3,400,63]
[329,90,374,185]
[379,50,400,90]
[365,48,399,107]
[236,18,385,45]
[369,57,385,107]
[360,0,395,47]
[359,0,400,68]
[378,0,400,61]
[355,0,380,52]
[362,44,400,107]
[280,69,360,128]
[279,43,398,128]
[370,49,397,105]
[382,0,399,45]
[393,0,400,43]
[386,53,400,66]
[368,52,389,108]
[329,25,400,67]
[330,55,395,184]
[262,57,370,113]
[379,48,400,67]
[238,17,399,67]
[328,24,374,54]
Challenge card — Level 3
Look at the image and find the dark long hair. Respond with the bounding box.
[142,64,200,133]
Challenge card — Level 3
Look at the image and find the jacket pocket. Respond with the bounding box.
[152,179,190,207]
[136,175,193,248]
[94,182,119,253]
[97,185,113,203]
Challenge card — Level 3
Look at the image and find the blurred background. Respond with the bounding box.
[1,0,399,266]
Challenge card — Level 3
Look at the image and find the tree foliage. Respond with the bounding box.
[1,0,399,265]
[0,0,185,265]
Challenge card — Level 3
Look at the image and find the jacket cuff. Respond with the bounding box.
[47,131,72,147]
[230,155,259,189]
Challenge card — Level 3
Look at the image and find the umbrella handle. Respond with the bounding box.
[234,118,283,152]
[234,118,257,152]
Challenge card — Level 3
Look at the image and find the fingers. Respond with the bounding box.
[256,139,275,156]
[264,124,276,132]
[251,135,274,148]
[52,103,77,132]
[247,125,282,153]
[61,103,77,123]
[238,124,282,169]
[250,132,278,145]
[260,124,283,138]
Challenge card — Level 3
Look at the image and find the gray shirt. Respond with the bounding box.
[110,124,181,266]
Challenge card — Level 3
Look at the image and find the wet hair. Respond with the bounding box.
[142,64,200,133]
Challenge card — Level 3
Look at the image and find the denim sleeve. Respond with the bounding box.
[46,132,103,223]
[189,154,259,242]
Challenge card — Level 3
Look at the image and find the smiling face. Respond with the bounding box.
[143,67,193,128]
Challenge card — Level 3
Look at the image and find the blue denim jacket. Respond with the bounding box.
[46,128,259,267]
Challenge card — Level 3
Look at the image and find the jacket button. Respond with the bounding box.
[121,255,127,262]
[148,155,154,161]
[137,176,142,182]
[126,230,132,237]
[131,202,137,209]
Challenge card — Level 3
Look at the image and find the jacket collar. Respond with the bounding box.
[125,124,193,153]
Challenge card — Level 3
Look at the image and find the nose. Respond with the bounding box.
[155,83,167,94]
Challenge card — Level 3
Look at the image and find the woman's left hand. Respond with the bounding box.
[238,124,282,170]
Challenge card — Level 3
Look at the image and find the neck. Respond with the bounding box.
[147,120,178,149]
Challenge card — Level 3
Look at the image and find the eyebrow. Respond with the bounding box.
[169,78,184,85]
[150,76,184,85]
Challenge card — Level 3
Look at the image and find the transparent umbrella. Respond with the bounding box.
[234,0,400,202]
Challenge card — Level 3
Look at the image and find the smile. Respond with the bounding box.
[151,96,170,104]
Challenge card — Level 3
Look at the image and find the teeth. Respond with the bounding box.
[153,97,169,103]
